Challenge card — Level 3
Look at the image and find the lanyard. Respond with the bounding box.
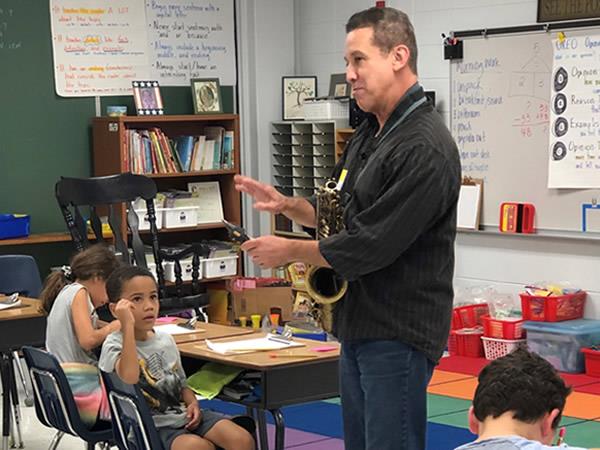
[341,95,428,188]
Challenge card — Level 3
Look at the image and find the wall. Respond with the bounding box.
[293,0,600,318]
[237,0,296,276]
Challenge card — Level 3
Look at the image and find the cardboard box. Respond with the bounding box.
[228,286,293,323]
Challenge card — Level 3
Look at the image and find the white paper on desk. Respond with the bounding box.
[155,324,205,335]
[0,299,21,311]
[206,335,304,354]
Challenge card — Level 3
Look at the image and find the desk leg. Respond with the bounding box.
[270,409,285,450]
[7,353,23,449]
[1,354,11,450]
[256,409,269,450]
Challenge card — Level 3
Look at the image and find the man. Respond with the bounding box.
[235,7,460,449]
[455,348,599,450]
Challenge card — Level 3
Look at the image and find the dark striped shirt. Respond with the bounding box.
[318,84,461,363]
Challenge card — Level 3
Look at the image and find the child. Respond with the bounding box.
[42,244,122,426]
[43,244,122,365]
[99,265,255,450]
[455,348,599,450]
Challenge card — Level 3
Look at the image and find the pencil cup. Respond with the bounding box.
[270,313,280,327]
[251,314,261,329]
[239,316,247,327]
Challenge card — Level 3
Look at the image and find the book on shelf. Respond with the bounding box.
[125,127,235,174]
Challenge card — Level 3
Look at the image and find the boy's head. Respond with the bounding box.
[469,348,571,444]
[106,265,159,331]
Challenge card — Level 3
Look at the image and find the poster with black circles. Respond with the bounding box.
[548,34,600,188]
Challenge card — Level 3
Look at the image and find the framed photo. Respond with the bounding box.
[191,78,223,114]
[328,73,350,97]
[132,81,164,115]
[282,76,317,120]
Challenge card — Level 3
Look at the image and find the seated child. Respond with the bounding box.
[455,348,599,450]
[99,265,255,450]
[42,244,122,426]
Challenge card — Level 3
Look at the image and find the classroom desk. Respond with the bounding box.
[169,321,255,345]
[178,333,340,450]
[0,297,46,450]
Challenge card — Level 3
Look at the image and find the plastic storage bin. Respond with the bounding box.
[482,337,526,360]
[0,214,30,239]
[581,348,600,378]
[449,329,484,357]
[204,255,238,279]
[164,257,202,282]
[133,208,164,230]
[482,315,525,339]
[163,206,199,229]
[523,319,600,373]
[452,304,489,329]
[520,291,586,322]
[303,98,349,120]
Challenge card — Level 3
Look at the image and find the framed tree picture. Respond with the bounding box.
[282,76,317,120]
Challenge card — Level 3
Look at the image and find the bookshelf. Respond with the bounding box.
[92,114,242,277]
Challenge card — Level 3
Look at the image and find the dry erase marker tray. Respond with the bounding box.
[0,214,30,240]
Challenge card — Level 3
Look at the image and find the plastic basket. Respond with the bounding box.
[450,329,484,357]
[451,304,489,329]
[520,291,586,322]
[303,98,349,120]
[482,337,527,360]
[482,315,525,339]
[581,347,600,378]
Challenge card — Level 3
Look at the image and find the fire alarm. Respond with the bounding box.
[376,1,385,7]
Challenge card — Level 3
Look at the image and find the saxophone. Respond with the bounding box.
[305,179,348,333]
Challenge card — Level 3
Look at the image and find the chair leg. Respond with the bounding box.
[11,352,32,407]
[48,431,64,450]
[7,354,23,449]
[197,307,209,323]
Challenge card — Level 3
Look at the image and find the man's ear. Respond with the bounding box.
[541,408,561,443]
[391,44,410,71]
[468,406,480,435]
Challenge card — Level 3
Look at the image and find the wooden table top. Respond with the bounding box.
[178,332,340,370]
[166,321,256,344]
[0,296,46,321]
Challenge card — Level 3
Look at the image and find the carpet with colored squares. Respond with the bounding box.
[203,355,600,449]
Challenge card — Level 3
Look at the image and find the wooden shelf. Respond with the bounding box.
[0,232,93,246]
[146,169,237,179]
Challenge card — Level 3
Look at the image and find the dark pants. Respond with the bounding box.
[340,339,434,450]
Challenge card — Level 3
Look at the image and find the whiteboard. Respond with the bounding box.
[451,29,600,232]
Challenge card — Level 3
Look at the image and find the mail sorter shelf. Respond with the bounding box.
[271,121,341,235]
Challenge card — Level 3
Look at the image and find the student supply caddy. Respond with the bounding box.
[499,202,535,233]
[0,214,30,239]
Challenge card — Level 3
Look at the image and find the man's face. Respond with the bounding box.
[344,27,396,114]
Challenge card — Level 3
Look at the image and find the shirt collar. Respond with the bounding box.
[366,82,425,137]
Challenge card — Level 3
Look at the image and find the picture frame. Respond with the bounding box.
[282,76,317,120]
[191,78,223,114]
[328,73,350,97]
[132,81,164,115]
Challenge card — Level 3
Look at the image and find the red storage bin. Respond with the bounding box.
[581,348,600,378]
[482,315,525,339]
[520,291,586,322]
[452,304,489,329]
[450,329,484,357]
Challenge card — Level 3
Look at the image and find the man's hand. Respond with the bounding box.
[185,402,202,430]
[234,175,288,214]
[113,299,135,328]
[241,235,292,268]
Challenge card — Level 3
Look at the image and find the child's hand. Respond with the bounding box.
[185,402,202,430]
[114,299,135,326]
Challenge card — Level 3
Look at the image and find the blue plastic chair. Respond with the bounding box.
[0,255,42,298]
[100,370,257,450]
[22,347,114,450]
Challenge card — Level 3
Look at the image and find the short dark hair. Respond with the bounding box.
[106,265,156,303]
[473,348,571,429]
[346,7,418,74]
